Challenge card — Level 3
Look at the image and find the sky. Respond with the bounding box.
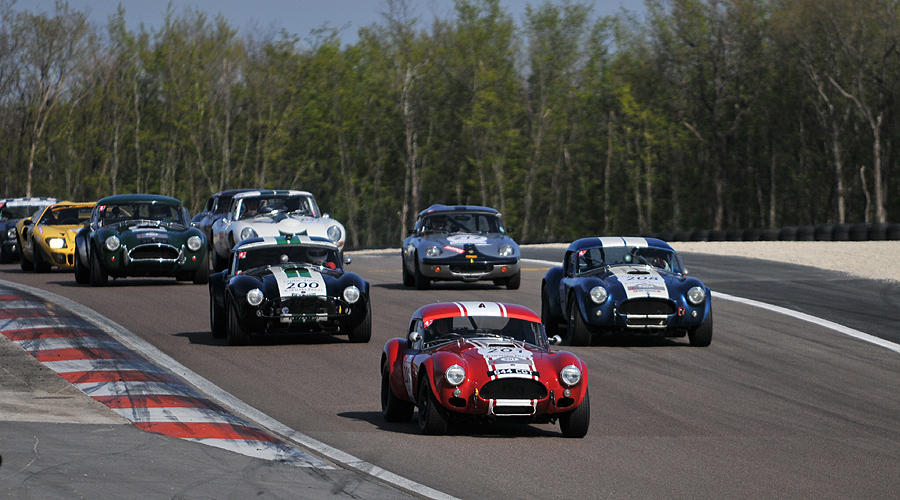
[16,0,646,45]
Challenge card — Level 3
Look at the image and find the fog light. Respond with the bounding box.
[692,311,698,317]
[453,388,461,397]
[564,388,571,397]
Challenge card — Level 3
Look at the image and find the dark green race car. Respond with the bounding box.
[73,194,209,286]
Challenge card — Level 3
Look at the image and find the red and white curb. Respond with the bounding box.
[0,286,329,468]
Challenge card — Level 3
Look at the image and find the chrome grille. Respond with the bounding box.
[129,244,179,261]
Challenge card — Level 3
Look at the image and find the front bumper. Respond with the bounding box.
[419,256,520,282]
[432,375,583,418]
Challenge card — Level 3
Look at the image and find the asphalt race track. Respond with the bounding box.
[2,246,900,499]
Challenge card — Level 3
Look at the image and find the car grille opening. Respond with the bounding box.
[272,296,331,316]
[480,378,547,400]
[619,298,676,315]
[449,264,493,273]
[492,405,534,416]
[129,244,179,261]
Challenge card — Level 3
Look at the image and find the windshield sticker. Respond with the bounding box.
[447,235,488,244]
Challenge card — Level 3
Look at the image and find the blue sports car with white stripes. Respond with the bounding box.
[208,235,371,345]
[541,237,712,346]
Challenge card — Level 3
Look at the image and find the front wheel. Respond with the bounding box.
[688,309,713,347]
[192,252,210,285]
[89,247,108,287]
[74,249,89,284]
[226,299,250,346]
[210,291,226,339]
[505,271,521,290]
[401,259,414,287]
[567,297,592,346]
[417,376,448,435]
[347,300,372,343]
[559,388,590,438]
[19,246,34,271]
[413,255,430,290]
[541,287,563,336]
[381,361,414,422]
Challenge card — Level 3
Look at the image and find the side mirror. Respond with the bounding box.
[506,226,514,234]
[323,213,331,219]
[343,255,352,265]
[22,219,32,227]
[548,335,562,345]
[408,228,415,236]
[409,331,421,343]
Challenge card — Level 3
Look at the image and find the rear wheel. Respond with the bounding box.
[381,361,414,422]
[226,300,250,346]
[347,300,372,343]
[559,388,590,438]
[89,247,108,287]
[210,291,226,339]
[688,309,713,347]
[567,297,592,346]
[417,376,448,435]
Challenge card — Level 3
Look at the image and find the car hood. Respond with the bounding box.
[108,222,188,244]
[245,264,343,298]
[37,224,83,241]
[436,338,549,377]
[592,265,680,299]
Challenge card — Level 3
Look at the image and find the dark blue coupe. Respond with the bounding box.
[541,237,712,346]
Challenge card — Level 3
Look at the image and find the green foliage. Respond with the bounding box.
[1,0,899,247]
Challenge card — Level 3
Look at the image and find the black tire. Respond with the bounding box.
[688,309,713,347]
[381,361,414,422]
[74,249,89,284]
[413,255,430,290]
[417,375,448,435]
[212,249,227,272]
[566,296,592,346]
[89,247,108,287]
[19,246,34,271]
[559,387,590,438]
[192,251,210,285]
[506,271,521,290]
[210,291,226,339]
[402,260,414,287]
[541,286,563,337]
[347,300,372,343]
[33,246,50,273]
[226,300,250,346]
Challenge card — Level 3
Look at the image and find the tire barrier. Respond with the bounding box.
[647,222,900,242]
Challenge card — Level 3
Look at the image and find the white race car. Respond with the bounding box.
[210,190,345,270]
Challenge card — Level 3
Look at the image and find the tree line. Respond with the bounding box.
[1,0,898,249]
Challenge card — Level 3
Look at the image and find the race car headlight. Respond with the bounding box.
[589,286,608,304]
[6,228,15,239]
[687,286,706,305]
[342,285,361,304]
[444,364,466,386]
[239,227,257,241]
[327,224,343,243]
[498,244,514,257]
[186,235,202,252]
[247,288,264,306]
[104,235,120,251]
[425,245,441,257]
[47,237,66,249]
[560,365,582,387]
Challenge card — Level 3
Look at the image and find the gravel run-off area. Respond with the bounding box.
[670,241,900,283]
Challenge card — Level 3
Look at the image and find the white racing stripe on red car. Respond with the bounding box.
[0,289,329,469]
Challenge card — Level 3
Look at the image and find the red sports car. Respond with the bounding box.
[381,301,590,437]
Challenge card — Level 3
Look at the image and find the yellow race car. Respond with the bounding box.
[18,201,94,272]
